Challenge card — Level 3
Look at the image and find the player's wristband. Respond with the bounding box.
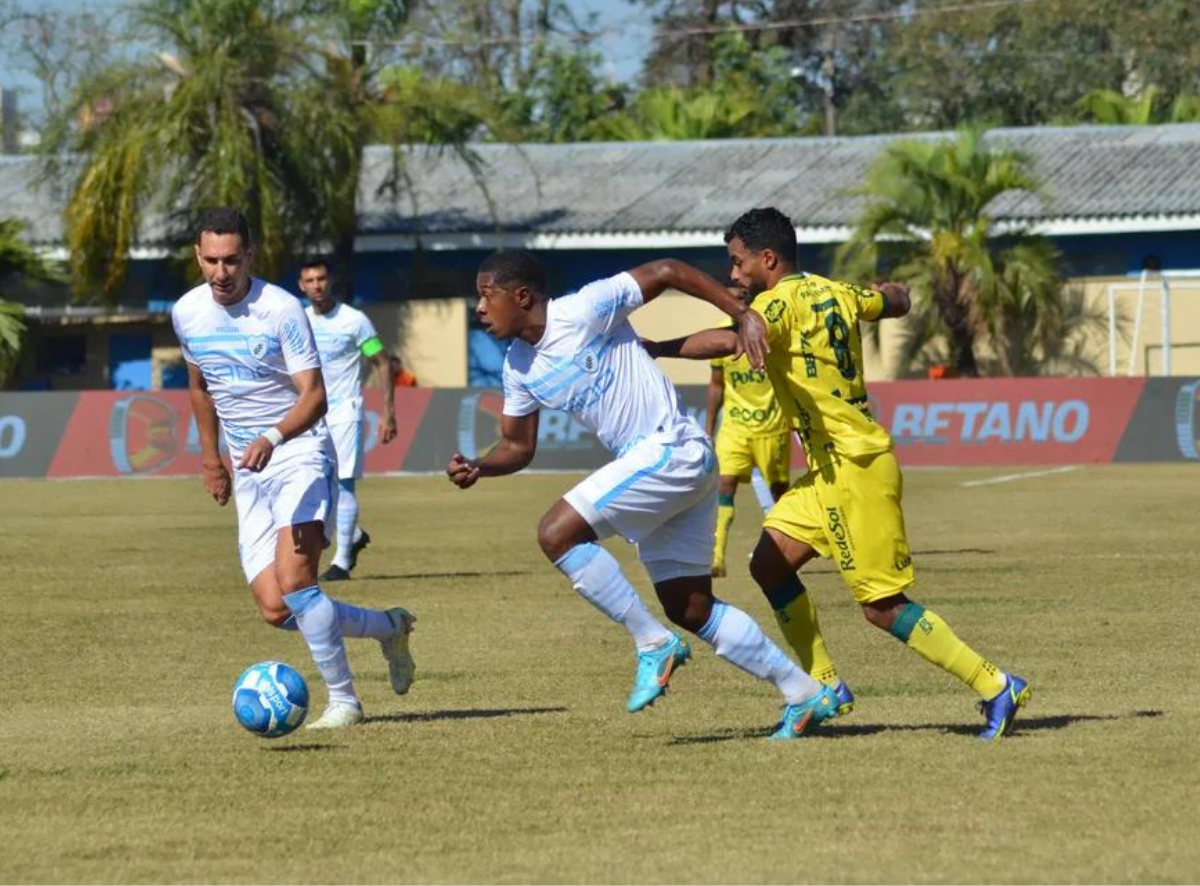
[262,427,284,447]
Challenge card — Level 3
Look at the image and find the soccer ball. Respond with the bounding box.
[231,661,309,738]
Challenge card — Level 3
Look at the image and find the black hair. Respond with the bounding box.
[724,207,797,265]
[299,256,332,275]
[194,207,251,248]
[479,249,546,294]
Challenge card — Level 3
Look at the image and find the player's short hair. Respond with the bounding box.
[194,207,251,248]
[479,250,546,294]
[299,256,332,275]
[724,208,797,264]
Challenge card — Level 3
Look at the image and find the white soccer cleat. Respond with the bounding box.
[304,701,364,730]
[381,607,417,695]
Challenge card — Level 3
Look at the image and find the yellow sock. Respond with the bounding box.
[766,576,840,686]
[713,493,735,569]
[891,603,1006,699]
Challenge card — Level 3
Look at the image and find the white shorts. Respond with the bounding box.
[233,443,338,582]
[328,418,364,480]
[564,433,717,580]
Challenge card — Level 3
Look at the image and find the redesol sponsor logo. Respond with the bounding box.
[826,507,855,571]
[109,395,178,474]
[891,399,1089,445]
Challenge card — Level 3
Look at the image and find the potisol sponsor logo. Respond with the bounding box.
[826,507,855,571]
[729,368,768,386]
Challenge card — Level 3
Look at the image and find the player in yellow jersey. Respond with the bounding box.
[706,313,792,579]
[651,208,1031,740]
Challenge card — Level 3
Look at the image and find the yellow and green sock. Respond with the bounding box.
[765,575,840,687]
[889,602,1006,699]
[712,492,735,572]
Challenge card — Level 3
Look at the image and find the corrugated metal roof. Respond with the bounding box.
[5,123,1200,247]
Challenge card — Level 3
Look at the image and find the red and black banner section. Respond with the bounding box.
[1114,377,1200,462]
[0,392,80,478]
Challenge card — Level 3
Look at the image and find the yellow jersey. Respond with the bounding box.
[751,273,893,467]
[710,347,789,439]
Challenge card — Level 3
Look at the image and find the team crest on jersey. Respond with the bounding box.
[247,334,279,361]
[764,299,786,323]
[574,347,600,374]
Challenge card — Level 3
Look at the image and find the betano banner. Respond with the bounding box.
[0,377,1196,479]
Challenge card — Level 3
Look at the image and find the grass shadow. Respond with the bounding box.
[262,743,339,753]
[668,710,1165,746]
[355,570,535,581]
[363,705,568,725]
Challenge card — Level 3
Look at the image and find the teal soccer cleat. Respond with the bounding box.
[978,673,1032,741]
[627,634,691,713]
[770,684,840,740]
[832,679,855,716]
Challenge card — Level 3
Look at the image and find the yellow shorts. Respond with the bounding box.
[763,450,914,604]
[715,429,791,485]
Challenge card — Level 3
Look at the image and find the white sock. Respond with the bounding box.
[334,600,394,640]
[750,469,774,514]
[555,543,672,652]
[333,482,359,570]
[283,586,358,707]
[697,600,820,704]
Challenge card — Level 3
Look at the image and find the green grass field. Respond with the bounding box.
[2,464,1199,884]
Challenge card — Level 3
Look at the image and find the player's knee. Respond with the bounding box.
[536,514,570,562]
[861,594,908,631]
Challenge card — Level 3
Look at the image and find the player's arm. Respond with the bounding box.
[186,362,231,506]
[447,411,539,489]
[705,365,725,438]
[238,368,328,472]
[626,260,768,368]
[648,327,739,361]
[367,347,397,445]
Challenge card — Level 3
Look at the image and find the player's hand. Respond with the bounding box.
[238,437,275,473]
[872,281,909,302]
[736,309,769,370]
[380,414,398,445]
[202,459,232,506]
[446,452,481,489]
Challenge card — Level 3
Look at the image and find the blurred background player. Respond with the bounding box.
[447,249,839,739]
[298,258,397,582]
[705,299,792,578]
[652,207,1030,740]
[173,209,414,729]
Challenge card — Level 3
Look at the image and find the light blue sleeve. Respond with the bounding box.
[571,272,645,336]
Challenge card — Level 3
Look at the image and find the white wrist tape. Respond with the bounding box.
[262,427,284,447]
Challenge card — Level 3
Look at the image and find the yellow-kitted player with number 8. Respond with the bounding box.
[651,207,1031,740]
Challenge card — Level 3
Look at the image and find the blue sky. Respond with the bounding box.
[1,0,654,118]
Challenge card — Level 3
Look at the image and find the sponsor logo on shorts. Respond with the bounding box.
[826,507,855,571]
[894,553,912,571]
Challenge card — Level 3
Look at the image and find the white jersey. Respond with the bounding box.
[172,278,329,461]
[304,302,380,424]
[502,272,702,455]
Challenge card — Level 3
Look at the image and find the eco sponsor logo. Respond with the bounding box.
[0,414,26,458]
[891,399,1089,445]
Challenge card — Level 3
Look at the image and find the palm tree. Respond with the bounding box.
[0,218,65,386]
[43,0,490,304]
[835,128,1067,377]
[1078,87,1200,124]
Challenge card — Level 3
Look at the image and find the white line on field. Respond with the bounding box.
[961,465,1081,487]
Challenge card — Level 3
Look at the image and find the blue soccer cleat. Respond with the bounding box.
[627,634,691,713]
[770,684,841,740]
[978,673,1032,741]
[832,679,855,716]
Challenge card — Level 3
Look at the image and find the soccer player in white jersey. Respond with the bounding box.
[446,250,839,739]
[171,208,415,730]
[298,257,397,582]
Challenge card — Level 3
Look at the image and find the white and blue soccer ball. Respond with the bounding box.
[232,661,309,738]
